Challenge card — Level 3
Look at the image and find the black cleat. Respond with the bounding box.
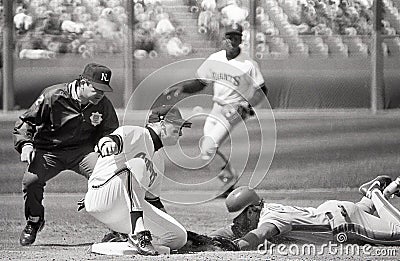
[20,219,45,246]
[101,230,128,242]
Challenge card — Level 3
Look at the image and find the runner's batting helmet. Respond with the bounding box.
[225,186,261,213]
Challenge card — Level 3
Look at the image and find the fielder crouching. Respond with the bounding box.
[84,105,191,255]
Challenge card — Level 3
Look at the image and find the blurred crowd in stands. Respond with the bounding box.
[10,0,194,59]
[253,0,400,58]
[2,0,400,59]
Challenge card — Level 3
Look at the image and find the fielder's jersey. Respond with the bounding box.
[89,126,163,191]
[196,50,264,105]
[146,149,165,198]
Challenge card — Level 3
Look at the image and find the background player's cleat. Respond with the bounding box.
[364,181,384,199]
[358,175,392,197]
[101,230,128,242]
[217,163,238,198]
[128,230,158,256]
[20,219,45,246]
[217,163,238,184]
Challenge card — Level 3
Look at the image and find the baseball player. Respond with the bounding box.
[212,175,400,250]
[84,105,191,255]
[13,63,119,246]
[165,23,268,195]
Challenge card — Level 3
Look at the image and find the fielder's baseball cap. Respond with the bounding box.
[148,105,192,128]
[81,63,113,92]
[224,23,243,36]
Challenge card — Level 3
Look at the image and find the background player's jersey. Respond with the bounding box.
[196,50,264,105]
[89,126,158,189]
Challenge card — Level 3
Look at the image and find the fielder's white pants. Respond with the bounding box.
[85,159,187,250]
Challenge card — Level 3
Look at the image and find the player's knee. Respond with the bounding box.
[22,176,44,191]
[200,136,218,160]
[79,152,99,178]
[127,158,146,175]
[173,229,188,250]
[165,228,187,250]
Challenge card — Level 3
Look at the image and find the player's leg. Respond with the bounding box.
[77,151,100,179]
[355,197,376,214]
[67,146,98,179]
[20,150,64,246]
[356,175,394,214]
[85,165,157,255]
[124,158,158,255]
[327,200,398,242]
[369,187,400,227]
[142,201,187,250]
[201,103,231,160]
[85,171,132,233]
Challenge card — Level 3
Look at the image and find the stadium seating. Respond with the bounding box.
[8,0,400,59]
[14,0,193,59]
[255,0,400,59]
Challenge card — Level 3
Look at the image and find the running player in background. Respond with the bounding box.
[211,175,400,250]
[84,105,191,256]
[13,63,119,246]
[164,23,268,196]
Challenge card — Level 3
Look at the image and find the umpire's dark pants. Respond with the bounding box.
[21,147,98,220]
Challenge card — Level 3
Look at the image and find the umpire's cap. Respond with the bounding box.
[225,186,261,213]
[148,105,192,128]
[81,63,113,92]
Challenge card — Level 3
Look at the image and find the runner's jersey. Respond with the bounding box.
[258,203,328,235]
[196,50,264,105]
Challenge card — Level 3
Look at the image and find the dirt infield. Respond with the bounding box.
[2,110,400,259]
[1,191,399,260]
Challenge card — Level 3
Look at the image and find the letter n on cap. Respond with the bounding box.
[101,72,109,82]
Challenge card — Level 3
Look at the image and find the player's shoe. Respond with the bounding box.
[217,163,238,198]
[128,230,158,256]
[358,175,392,197]
[101,230,128,242]
[19,218,45,246]
[383,177,400,198]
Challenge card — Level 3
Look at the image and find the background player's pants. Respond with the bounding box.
[85,166,187,250]
[201,103,232,160]
[22,147,97,220]
[317,194,400,241]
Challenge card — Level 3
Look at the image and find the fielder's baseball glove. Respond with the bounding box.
[177,230,239,253]
[222,102,255,124]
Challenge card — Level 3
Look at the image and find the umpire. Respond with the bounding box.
[13,63,119,246]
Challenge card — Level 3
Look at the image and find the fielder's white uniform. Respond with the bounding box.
[196,50,264,159]
[259,190,400,243]
[84,126,187,250]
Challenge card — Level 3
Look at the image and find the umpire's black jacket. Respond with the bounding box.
[13,81,119,153]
